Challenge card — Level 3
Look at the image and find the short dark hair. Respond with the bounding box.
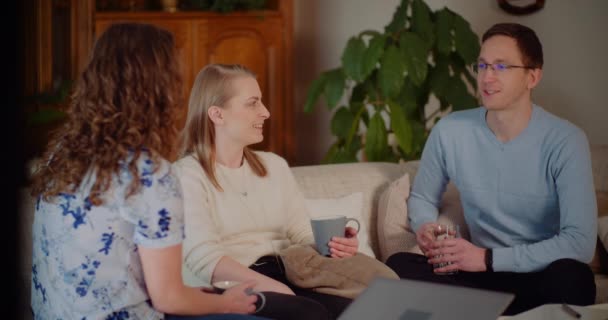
[482,23,543,69]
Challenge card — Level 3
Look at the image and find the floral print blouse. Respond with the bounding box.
[31,153,184,320]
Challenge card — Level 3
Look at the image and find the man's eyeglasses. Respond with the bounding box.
[474,62,535,73]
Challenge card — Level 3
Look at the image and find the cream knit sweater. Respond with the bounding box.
[173,151,314,287]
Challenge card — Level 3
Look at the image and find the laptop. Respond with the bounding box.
[338,277,514,320]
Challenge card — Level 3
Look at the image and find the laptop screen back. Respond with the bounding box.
[338,278,514,320]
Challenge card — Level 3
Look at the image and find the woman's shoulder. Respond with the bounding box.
[173,154,199,168]
[172,154,204,175]
[252,151,289,169]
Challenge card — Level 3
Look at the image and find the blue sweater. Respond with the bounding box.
[408,105,597,272]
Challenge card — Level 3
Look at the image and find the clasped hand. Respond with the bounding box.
[328,226,359,258]
[416,222,486,273]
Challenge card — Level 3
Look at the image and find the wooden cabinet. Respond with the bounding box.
[93,3,294,162]
[30,0,294,162]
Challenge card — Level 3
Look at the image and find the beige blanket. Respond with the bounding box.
[279,244,399,299]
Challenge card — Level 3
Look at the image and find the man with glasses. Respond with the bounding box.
[386,23,596,315]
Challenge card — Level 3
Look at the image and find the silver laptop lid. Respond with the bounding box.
[338,277,514,320]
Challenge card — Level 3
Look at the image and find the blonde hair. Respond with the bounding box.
[179,64,267,190]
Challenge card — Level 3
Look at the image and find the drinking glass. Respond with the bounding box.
[432,224,460,275]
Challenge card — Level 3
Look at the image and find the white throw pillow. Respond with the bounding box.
[304,192,376,258]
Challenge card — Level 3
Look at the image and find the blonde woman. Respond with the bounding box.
[174,64,359,319]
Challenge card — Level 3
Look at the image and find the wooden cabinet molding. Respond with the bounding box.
[87,1,295,162]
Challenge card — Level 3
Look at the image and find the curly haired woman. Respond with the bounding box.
[29,23,267,320]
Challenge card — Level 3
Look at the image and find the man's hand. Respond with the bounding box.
[328,226,359,258]
[426,238,487,273]
[415,222,439,254]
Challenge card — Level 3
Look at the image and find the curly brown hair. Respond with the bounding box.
[30,23,183,205]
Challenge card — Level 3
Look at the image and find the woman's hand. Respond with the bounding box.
[221,280,258,314]
[328,226,359,258]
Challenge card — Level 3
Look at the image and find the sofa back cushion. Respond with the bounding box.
[292,162,413,258]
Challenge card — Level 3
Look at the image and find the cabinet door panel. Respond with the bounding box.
[209,31,271,151]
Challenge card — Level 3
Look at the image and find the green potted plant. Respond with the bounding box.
[304,0,480,163]
[24,80,72,161]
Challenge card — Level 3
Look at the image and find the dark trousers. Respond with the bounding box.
[249,256,352,320]
[386,252,596,316]
[166,315,270,320]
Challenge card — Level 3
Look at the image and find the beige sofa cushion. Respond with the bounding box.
[376,173,419,262]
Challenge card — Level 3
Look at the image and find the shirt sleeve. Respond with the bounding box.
[276,156,315,245]
[493,130,597,272]
[121,157,185,249]
[407,121,450,233]
[173,158,226,286]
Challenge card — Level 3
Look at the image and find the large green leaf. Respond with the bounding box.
[341,37,366,82]
[397,80,418,117]
[361,35,386,80]
[385,0,410,33]
[346,103,365,145]
[429,63,451,99]
[322,141,340,164]
[453,14,480,64]
[435,8,454,55]
[411,0,434,47]
[323,140,359,164]
[347,135,362,156]
[445,76,478,111]
[378,45,405,98]
[331,107,355,139]
[399,32,429,86]
[329,147,359,164]
[359,30,381,38]
[410,121,427,158]
[303,73,327,112]
[365,112,388,161]
[388,100,414,154]
[324,69,346,109]
[415,77,431,108]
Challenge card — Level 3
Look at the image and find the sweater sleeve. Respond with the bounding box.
[173,158,226,286]
[493,131,597,272]
[408,121,450,233]
[276,156,315,245]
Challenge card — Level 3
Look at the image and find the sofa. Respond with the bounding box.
[291,144,608,305]
[17,145,608,318]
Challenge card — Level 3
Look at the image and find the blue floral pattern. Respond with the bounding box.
[31,152,184,319]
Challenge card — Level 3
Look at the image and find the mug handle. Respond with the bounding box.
[245,288,266,313]
[345,217,360,233]
[253,291,266,313]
